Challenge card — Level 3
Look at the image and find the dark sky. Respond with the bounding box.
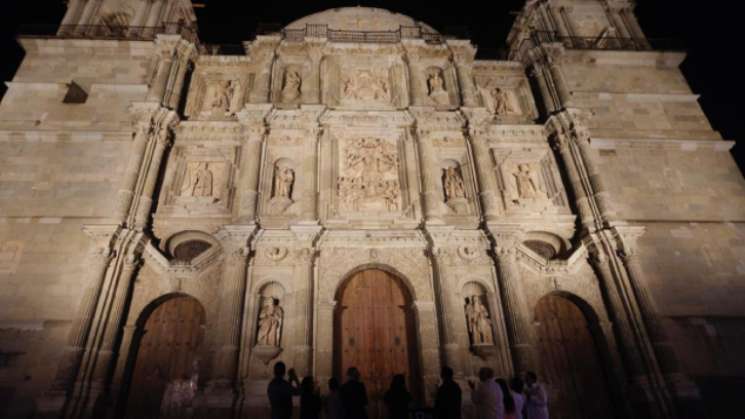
[1,1,742,172]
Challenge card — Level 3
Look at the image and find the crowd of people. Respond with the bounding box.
[267,362,549,419]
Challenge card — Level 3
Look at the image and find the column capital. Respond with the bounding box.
[613,225,646,259]
[82,224,121,248]
[216,224,257,255]
[487,225,524,255]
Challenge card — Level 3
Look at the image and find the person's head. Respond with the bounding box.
[328,377,340,392]
[441,366,454,382]
[478,367,494,382]
[301,376,315,394]
[496,378,515,413]
[390,374,406,390]
[510,376,525,394]
[274,362,286,378]
[346,367,360,381]
[525,371,538,386]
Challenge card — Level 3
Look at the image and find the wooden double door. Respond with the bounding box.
[535,294,615,419]
[335,269,420,416]
[124,295,206,419]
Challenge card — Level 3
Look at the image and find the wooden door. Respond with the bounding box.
[535,295,614,419]
[125,296,205,419]
[336,269,419,416]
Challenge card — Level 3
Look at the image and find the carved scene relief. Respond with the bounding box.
[163,146,237,214]
[337,137,401,213]
[513,163,544,201]
[342,69,390,103]
[493,147,568,214]
[204,79,241,115]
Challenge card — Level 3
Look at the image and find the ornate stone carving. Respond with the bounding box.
[205,79,238,115]
[179,162,214,198]
[465,295,495,346]
[513,163,543,200]
[281,69,302,103]
[480,86,517,116]
[337,137,401,213]
[343,70,390,102]
[256,296,283,347]
[426,67,449,105]
[443,166,466,201]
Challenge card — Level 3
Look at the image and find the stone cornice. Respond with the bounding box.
[319,110,415,128]
[591,137,734,152]
[318,230,427,249]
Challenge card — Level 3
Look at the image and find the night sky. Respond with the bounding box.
[1,0,742,173]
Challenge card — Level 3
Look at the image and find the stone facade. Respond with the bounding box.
[0,1,743,419]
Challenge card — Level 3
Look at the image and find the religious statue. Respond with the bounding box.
[210,80,233,113]
[491,87,515,115]
[281,70,302,102]
[514,163,541,199]
[160,360,199,418]
[273,165,295,200]
[181,162,214,197]
[443,166,466,201]
[465,295,494,346]
[256,297,283,347]
[427,69,449,105]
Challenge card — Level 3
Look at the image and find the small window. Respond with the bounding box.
[63,81,88,104]
[172,240,212,262]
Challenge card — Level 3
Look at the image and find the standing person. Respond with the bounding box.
[524,372,549,419]
[340,367,368,419]
[384,374,412,419]
[434,366,462,419]
[468,367,504,419]
[267,362,300,419]
[325,377,344,419]
[495,379,515,419]
[509,377,526,419]
[300,376,322,419]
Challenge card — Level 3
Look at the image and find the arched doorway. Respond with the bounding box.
[123,295,206,419]
[534,294,614,419]
[334,268,421,417]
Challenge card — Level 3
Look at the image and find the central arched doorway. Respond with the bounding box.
[534,294,615,419]
[334,268,421,417]
[123,295,206,419]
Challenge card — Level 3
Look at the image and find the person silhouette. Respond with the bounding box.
[325,377,344,419]
[435,366,462,419]
[267,362,300,419]
[384,374,412,419]
[340,367,368,419]
[300,376,322,419]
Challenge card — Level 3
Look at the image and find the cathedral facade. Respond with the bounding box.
[1,1,744,418]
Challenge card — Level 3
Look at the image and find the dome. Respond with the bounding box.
[285,7,439,34]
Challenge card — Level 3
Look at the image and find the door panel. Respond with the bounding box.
[535,295,613,419]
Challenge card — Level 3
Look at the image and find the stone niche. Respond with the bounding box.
[184,57,255,120]
[258,130,307,222]
[320,50,409,109]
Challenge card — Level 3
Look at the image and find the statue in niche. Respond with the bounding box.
[273,165,295,200]
[443,166,466,201]
[281,70,302,102]
[491,87,515,115]
[160,360,199,418]
[256,297,283,347]
[181,162,214,198]
[426,69,449,105]
[343,70,390,102]
[465,295,494,346]
[513,163,542,200]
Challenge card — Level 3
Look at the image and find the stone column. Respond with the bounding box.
[144,0,165,29]
[548,130,595,227]
[76,0,99,28]
[615,227,702,413]
[490,228,537,373]
[468,131,501,220]
[116,118,152,220]
[290,226,321,377]
[59,0,85,34]
[146,46,174,103]
[416,131,444,222]
[36,225,118,416]
[236,105,272,223]
[585,237,673,419]
[429,248,466,377]
[167,56,193,110]
[301,126,322,222]
[207,226,254,407]
[546,55,572,106]
[528,64,557,113]
[568,122,617,222]
[413,300,441,405]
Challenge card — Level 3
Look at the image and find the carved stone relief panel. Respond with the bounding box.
[321,54,408,109]
[184,59,255,120]
[491,146,569,215]
[463,282,496,347]
[161,145,238,216]
[336,136,401,214]
[472,63,536,122]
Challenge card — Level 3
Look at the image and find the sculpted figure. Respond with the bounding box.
[281,70,302,102]
[210,80,233,112]
[443,166,466,201]
[427,69,449,105]
[181,162,213,197]
[514,163,541,199]
[273,165,295,199]
[466,295,494,345]
[256,297,283,347]
[344,71,389,101]
[491,87,515,115]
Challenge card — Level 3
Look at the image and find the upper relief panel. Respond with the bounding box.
[471,62,538,123]
[185,57,256,121]
[404,43,461,110]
